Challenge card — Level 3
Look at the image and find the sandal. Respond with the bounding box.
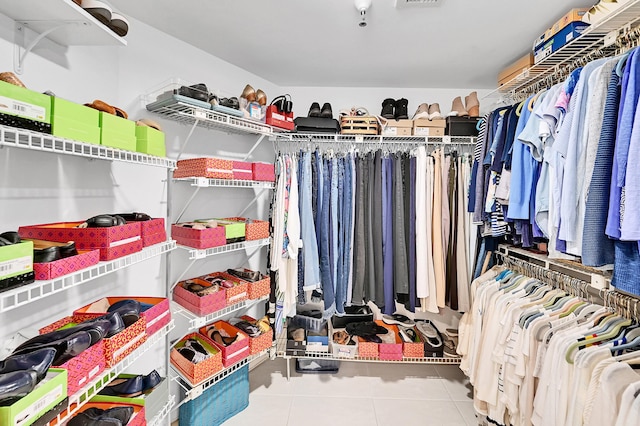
[84,100,128,119]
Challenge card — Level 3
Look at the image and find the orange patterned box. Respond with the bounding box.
[357,337,379,359]
[199,272,248,306]
[39,317,107,395]
[19,221,142,261]
[173,157,233,179]
[243,271,271,300]
[171,224,226,249]
[32,249,100,280]
[173,277,227,316]
[199,321,249,367]
[170,333,223,386]
[240,315,273,355]
[223,217,269,241]
[403,327,425,358]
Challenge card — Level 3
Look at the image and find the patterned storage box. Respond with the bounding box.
[137,218,166,247]
[85,397,146,426]
[240,315,273,355]
[403,327,425,358]
[39,317,107,395]
[32,249,100,280]
[251,162,275,182]
[19,221,142,261]
[357,337,378,359]
[199,272,248,306]
[170,333,223,386]
[223,217,269,241]
[173,277,226,316]
[377,322,403,361]
[173,157,233,179]
[171,224,226,249]
[232,161,252,180]
[199,321,250,367]
[235,269,271,299]
[178,365,249,426]
[74,296,171,337]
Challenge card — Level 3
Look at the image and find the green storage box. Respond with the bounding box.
[100,112,136,151]
[51,97,99,124]
[0,240,33,280]
[51,116,101,145]
[0,368,67,426]
[101,130,137,151]
[135,125,166,157]
[0,80,51,124]
[195,219,245,240]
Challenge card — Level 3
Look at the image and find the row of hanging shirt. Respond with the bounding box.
[270,145,477,331]
[458,265,640,426]
[472,46,640,295]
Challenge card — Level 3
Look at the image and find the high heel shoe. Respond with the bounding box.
[256,89,267,106]
[241,84,256,103]
[208,328,237,346]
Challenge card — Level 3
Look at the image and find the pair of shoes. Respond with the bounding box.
[442,336,459,358]
[339,106,369,117]
[345,321,389,337]
[84,100,128,119]
[241,85,267,106]
[381,98,409,120]
[308,102,333,119]
[114,212,151,222]
[226,268,261,283]
[80,0,129,37]
[448,92,479,117]
[229,319,261,337]
[177,339,210,364]
[398,327,417,343]
[412,103,442,120]
[68,406,133,426]
[182,278,221,297]
[343,305,370,315]
[382,313,415,327]
[0,348,56,403]
[135,118,162,131]
[177,83,209,102]
[24,239,77,264]
[415,320,444,356]
[219,97,240,110]
[100,370,161,397]
[206,326,238,347]
[200,274,235,289]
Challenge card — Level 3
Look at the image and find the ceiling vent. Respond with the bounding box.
[395,0,443,8]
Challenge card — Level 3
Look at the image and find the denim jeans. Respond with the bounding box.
[330,157,339,296]
[315,151,323,256]
[335,157,346,314]
[319,159,334,310]
[299,152,320,294]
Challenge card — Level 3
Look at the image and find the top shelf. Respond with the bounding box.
[494,0,640,96]
[0,0,127,46]
[272,133,476,145]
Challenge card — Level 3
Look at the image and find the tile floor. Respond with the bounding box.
[210,358,479,426]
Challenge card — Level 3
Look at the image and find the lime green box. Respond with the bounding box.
[51,97,99,124]
[0,368,67,426]
[0,240,33,280]
[135,125,166,157]
[51,97,101,144]
[0,80,51,124]
[100,112,136,151]
[214,219,246,240]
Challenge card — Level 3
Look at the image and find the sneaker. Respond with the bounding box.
[394,98,409,120]
[412,103,430,120]
[443,336,460,358]
[415,320,439,339]
[428,103,443,120]
[398,327,418,343]
[381,98,395,119]
[382,313,415,327]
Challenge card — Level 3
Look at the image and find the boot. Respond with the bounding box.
[412,103,429,120]
[381,98,395,119]
[428,103,443,120]
[320,103,333,119]
[394,98,409,120]
[308,102,321,117]
[448,96,468,117]
[465,91,479,117]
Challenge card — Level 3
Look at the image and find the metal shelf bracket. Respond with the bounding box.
[14,21,80,74]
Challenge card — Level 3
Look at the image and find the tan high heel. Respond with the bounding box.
[241,84,256,102]
[256,89,267,106]
[448,96,468,117]
[465,91,479,117]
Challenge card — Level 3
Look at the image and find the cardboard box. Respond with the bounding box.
[0,240,33,281]
[498,53,534,85]
[0,368,67,426]
[413,127,445,136]
[382,119,413,136]
[252,162,275,182]
[413,118,446,128]
[377,322,403,361]
[134,217,166,248]
[533,8,590,49]
[0,80,51,129]
[202,219,245,242]
[534,22,589,63]
[135,125,166,157]
[199,272,249,306]
[240,315,273,355]
[32,249,100,281]
[223,217,269,241]
[51,97,100,144]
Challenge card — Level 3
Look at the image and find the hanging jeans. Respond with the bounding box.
[299,152,320,294]
[319,159,334,311]
[335,157,346,314]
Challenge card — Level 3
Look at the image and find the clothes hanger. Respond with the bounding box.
[565,317,633,363]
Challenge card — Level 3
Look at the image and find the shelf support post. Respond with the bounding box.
[174,186,201,224]
[14,22,72,74]
[176,120,200,161]
[237,188,266,217]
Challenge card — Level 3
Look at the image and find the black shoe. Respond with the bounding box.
[381,98,395,119]
[99,375,144,397]
[107,300,141,327]
[12,331,92,366]
[0,370,38,405]
[84,407,133,424]
[0,231,20,246]
[320,103,333,119]
[143,370,162,393]
[394,98,409,119]
[90,311,126,338]
[0,348,56,381]
[178,83,209,102]
[14,319,109,353]
[361,334,382,343]
[346,321,388,337]
[308,102,321,117]
[67,413,122,426]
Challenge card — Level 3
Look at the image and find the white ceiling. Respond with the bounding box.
[109,0,594,89]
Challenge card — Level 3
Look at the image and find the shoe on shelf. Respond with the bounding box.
[241,84,256,103]
[415,319,439,339]
[12,330,92,366]
[465,91,480,117]
[108,12,129,37]
[448,96,469,117]
[412,103,430,120]
[381,98,395,119]
[143,370,162,393]
[382,313,415,327]
[70,406,133,426]
[0,348,56,381]
[394,98,409,120]
[428,103,443,120]
[100,375,144,398]
[320,102,333,119]
[398,328,413,343]
[308,102,321,117]
[81,0,112,25]
[0,370,39,405]
[256,89,267,106]
[0,72,26,88]
[443,337,460,358]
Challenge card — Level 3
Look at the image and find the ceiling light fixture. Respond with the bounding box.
[354,0,372,27]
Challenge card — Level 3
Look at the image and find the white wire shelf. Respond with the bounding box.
[0,240,177,313]
[272,133,476,145]
[275,331,460,365]
[177,238,270,260]
[492,0,640,97]
[148,394,175,426]
[171,348,271,403]
[172,296,269,331]
[146,100,283,137]
[0,125,176,169]
[50,321,175,425]
[173,177,275,189]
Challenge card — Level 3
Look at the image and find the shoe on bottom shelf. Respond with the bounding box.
[415,319,439,339]
[443,337,460,358]
[382,313,415,327]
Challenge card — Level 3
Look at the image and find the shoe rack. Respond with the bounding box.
[487,0,640,100]
[145,91,276,411]
[0,121,178,424]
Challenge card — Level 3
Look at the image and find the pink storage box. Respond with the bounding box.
[32,249,100,280]
[39,317,107,395]
[174,157,233,179]
[200,272,248,306]
[74,296,171,337]
[173,278,226,316]
[171,224,226,249]
[137,218,166,247]
[223,217,269,241]
[378,322,403,361]
[19,221,142,261]
[232,161,253,180]
[241,315,273,355]
[251,162,275,182]
[199,321,250,367]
